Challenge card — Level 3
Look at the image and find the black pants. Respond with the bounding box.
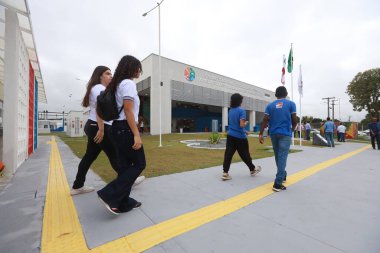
[97,120,146,212]
[370,134,380,150]
[72,120,118,189]
[306,130,311,140]
[223,135,255,173]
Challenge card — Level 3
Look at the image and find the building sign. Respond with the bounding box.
[184,67,195,81]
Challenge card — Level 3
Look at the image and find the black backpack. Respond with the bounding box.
[96,89,123,121]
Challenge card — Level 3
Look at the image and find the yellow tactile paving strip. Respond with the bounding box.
[41,136,370,253]
[41,137,88,253]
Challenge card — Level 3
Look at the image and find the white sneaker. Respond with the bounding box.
[250,166,262,176]
[70,186,95,196]
[133,176,145,187]
[221,172,232,181]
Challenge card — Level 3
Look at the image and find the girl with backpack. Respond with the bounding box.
[97,55,146,214]
[71,66,144,196]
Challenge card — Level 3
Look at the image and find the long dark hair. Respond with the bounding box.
[230,93,243,108]
[107,55,142,93]
[81,66,110,107]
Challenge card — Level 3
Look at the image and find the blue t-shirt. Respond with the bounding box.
[324,121,335,133]
[265,99,296,137]
[227,107,247,139]
[368,122,379,135]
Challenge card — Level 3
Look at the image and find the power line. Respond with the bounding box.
[322,97,335,118]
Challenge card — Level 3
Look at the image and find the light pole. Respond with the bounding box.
[143,0,164,147]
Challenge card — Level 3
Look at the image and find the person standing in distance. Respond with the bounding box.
[368,116,380,150]
[305,121,311,141]
[221,93,262,180]
[324,117,335,147]
[337,122,346,142]
[259,86,297,192]
[97,55,145,214]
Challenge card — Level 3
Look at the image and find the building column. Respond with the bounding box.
[149,55,171,135]
[249,110,256,131]
[222,106,228,132]
[3,9,20,176]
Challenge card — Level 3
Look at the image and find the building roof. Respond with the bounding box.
[0,0,47,103]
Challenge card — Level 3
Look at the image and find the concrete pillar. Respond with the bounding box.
[150,55,171,135]
[249,110,256,131]
[222,106,228,132]
[3,9,20,176]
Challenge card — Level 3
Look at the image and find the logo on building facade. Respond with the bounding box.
[184,67,195,81]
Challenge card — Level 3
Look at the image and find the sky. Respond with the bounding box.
[28,0,380,122]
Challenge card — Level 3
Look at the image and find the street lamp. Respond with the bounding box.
[143,0,164,147]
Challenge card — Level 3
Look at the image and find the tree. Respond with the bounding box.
[346,68,380,119]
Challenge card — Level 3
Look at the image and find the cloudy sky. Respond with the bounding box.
[29,0,380,122]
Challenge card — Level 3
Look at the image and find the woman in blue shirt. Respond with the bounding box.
[222,93,261,180]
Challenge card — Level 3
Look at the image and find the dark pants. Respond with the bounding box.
[97,120,146,212]
[306,130,311,140]
[370,134,380,149]
[338,132,345,142]
[223,135,255,173]
[73,120,118,189]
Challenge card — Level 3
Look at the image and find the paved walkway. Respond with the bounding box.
[0,136,379,253]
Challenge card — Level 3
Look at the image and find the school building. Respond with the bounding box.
[135,54,275,135]
[0,1,47,177]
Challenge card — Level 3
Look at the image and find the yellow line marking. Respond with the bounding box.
[41,136,370,253]
[41,137,89,253]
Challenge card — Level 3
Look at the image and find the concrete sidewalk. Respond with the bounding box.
[0,136,379,253]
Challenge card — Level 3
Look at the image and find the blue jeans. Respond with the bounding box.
[325,132,335,147]
[270,135,291,186]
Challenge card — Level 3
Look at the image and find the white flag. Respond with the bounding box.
[281,55,286,85]
[298,65,303,96]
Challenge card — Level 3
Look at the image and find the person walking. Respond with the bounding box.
[222,93,261,180]
[71,66,115,195]
[71,66,144,196]
[368,116,380,150]
[337,122,346,142]
[259,86,297,192]
[324,117,335,147]
[97,55,145,214]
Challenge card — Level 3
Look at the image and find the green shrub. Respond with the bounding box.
[209,133,221,144]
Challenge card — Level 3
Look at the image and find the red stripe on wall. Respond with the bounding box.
[28,62,35,155]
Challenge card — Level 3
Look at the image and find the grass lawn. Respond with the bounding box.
[47,132,311,183]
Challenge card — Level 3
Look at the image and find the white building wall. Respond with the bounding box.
[137,54,275,135]
[3,9,29,175]
[17,26,29,168]
[66,111,84,137]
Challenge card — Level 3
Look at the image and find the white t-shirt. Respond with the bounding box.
[115,79,140,123]
[337,125,346,133]
[89,84,112,125]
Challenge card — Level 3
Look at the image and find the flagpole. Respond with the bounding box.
[290,43,295,146]
[291,43,293,101]
[299,64,302,146]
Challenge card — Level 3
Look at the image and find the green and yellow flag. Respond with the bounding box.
[287,47,293,73]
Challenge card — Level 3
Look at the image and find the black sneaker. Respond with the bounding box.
[98,195,120,215]
[283,175,287,183]
[133,201,142,209]
[272,183,286,192]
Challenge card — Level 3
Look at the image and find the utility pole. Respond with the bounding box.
[331,99,338,121]
[322,97,335,118]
